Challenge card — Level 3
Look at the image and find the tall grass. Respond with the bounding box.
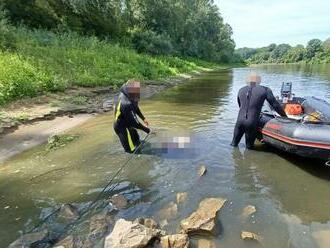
[0,26,218,105]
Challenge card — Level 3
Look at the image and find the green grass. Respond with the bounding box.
[0,26,222,105]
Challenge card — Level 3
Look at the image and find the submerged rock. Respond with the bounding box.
[57,204,79,221]
[104,218,164,248]
[160,234,189,248]
[312,230,330,248]
[134,217,159,229]
[197,239,216,248]
[176,192,188,204]
[180,197,227,235]
[157,202,178,220]
[9,230,48,248]
[53,235,84,248]
[109,194,128,209]
[241,205,256,220]
[241,231,262,242]
[88,214,113,242]
[198,165,207,177]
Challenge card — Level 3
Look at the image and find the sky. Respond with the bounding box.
[215,0,330,48]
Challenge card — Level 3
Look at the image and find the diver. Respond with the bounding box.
[113,80,150,153]
[231,72,287,149]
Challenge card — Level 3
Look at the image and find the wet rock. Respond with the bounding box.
[160,219,169,228]
[198,165,207,177]
[241,205,256,219]
[57,204,79,221]
[176,192,188,204]
[157,202,178,220]
[109,194,128,209]
[104,218,164,248]
[241,231,262,242]
[9,230,48,248]
[197,239,216,248]
[54,235,84,248]
[135,217,159,229]
[160,234,189,248]
[180,197,227,235]
[88,214,113,242]
[312,230,330,248]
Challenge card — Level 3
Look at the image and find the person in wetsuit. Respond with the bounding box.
[114,80,150,153]
[231,72,287,149]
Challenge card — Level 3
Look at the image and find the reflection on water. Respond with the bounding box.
[1,64,330,247]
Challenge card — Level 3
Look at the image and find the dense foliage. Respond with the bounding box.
[0,25,221,105]
[235,38,330,64]
[2,0,235,62]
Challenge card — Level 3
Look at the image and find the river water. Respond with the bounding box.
[1,64,330,247]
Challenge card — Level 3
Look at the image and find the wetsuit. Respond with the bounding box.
[113,85,150,153]
[231,84,287,149]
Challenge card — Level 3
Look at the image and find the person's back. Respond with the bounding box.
[231,73,286,149]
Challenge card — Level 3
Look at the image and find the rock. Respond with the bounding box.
[180,197,227,235]
[54,235,84,248]
[9,230,48,248]
[176,192,188,204]
[134,217,159,229]
[57,204,79,221]
[241,231,261,242]
[109,194,128,209]
[104,218,164,248]
[197,239,216,248]
[312,230,330,248]
[157,202,178,220]
[160,234,189,248]
[241,205,256,219]
[160,219,168,228]
[88,214,112,242]
[198,165,207,177]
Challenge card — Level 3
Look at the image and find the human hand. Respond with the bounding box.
[143,119,149,127]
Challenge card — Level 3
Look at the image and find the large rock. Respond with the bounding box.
[88,214,113,242]
[180,198,227,235]
[104,218,164,248]
[9,230,48,248]
[160,234,189,248]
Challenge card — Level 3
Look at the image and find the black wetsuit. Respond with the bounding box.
[231,84,287,149]
[113,85,150,153]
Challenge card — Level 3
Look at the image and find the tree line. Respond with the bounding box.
[235,38,330,64]
[1,0,235,62]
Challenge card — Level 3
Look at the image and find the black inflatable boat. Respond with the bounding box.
[259,83,330,161]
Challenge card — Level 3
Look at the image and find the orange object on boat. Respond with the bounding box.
[285,103,303,115]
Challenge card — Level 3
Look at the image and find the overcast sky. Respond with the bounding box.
[215,0,330,48]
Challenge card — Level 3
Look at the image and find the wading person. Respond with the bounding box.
[231,72,287,149]
[114,80,150,153]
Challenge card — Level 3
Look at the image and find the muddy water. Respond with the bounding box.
[1,64,330,247]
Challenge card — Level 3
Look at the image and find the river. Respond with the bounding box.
[1,64,330,247]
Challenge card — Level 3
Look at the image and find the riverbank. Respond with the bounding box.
[0,66,239,163]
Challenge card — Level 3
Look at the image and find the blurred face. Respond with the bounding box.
[127,81,141,102]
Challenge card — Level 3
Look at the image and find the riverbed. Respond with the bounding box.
[1,64,330,247]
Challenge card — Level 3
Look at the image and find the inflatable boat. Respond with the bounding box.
[259,83,330,161]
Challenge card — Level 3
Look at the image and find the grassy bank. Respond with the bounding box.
[0,26,222,106]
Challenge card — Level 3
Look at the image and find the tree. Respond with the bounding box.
[305,39,323,60]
